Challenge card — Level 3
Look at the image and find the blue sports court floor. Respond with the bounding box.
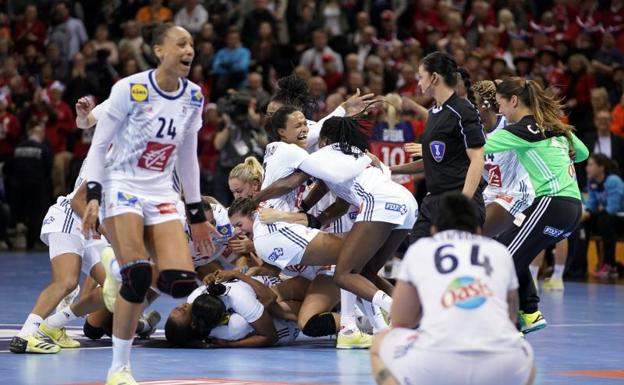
[1,252,623,385]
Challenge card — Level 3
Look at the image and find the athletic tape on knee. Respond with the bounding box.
[119,260,152,304]
[83,320,105,340]
[157,269,198,298]
[302,312,337,337]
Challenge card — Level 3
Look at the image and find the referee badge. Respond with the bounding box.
[430,141,446,162]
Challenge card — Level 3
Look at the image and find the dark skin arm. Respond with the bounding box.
[300,180,330,211]
[317,198,350,226]
[252,171,309,205]
[390,159,424,175]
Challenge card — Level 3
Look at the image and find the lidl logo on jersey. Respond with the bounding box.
[543,226,564,238]
[117,192,140,208]
[217,224,233,238]
[385,202,407,214]
[190,89,203,107]
[268,247,284,262]
[441,276,493,309]
[130,83,149,102]
[430,141,446,162]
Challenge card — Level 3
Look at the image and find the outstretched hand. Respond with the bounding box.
[342,88,375,116]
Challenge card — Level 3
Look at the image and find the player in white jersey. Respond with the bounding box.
[371,192,534,385]
[472,80,535,237]
[80,23,216,385]
[165,269,290,347]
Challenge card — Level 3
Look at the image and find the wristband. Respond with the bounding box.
[186,201,207,224]
[86,181,102,205]
[305,213,322,229]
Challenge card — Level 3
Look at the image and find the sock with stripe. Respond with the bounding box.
[17,314,43,338]
[45,306,77,329]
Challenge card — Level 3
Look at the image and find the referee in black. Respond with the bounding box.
[392,52,486,242]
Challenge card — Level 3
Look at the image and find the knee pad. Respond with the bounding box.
[302,312,337,337]
[119,260,152,304]
[83,320,105,340]
[157,269,197,298]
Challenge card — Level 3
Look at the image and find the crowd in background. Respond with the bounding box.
[0,0,622,276]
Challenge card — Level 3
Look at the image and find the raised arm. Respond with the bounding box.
[253,171,310,205]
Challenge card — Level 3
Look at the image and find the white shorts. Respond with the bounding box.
[484,188,533,219]
[253,222,320,270]
[102,187,182,226]
[379,328,534,385]
[355,182,418,230]
[282,264,334,280]
[46,233,107,276]
[40,198,83,245]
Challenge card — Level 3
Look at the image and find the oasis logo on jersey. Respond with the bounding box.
[543,226,564,238]
[190,90,203,107]
[138,142,176,172]
[385,202,407,214]
[268,247,284,262]
[441,276,493,309]
[217,224,233,238]
[430,141,446,162]
[130,83,149,102]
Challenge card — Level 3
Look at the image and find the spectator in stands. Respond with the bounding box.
[8,120,52,250]
[249,21,278,88]
[592,31,624,89]
[583,154,624,279]
[612,91,624,136]
[351,25,376,71]
[565,54,597,134]
[45,43,69,82]
[48,1,88,61]
[211,28,251,99]
[0,95,21,165]
[174,0,209,36]
[242,0,277,49]
[347,11,371,49]
[63,52,99,108]
[300,29,344,76]
[583,110,624,177]
[135,0,172,23]
[118,20,150,71]
[241,72,271,109]
[13,4,46,53]
[92,24,119,66]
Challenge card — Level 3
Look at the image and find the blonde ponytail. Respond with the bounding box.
[229,156,264,186]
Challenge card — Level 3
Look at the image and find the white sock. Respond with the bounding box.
[357,299,389,333]
[45,306,77,329]
[529,265,539,281]
[109,335,134,375]
[372,290,392,313]
[17,314,43,338]
[552,264,565,279]
[339,289,357,330]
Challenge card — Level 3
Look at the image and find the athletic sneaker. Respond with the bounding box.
[592,264,619,280]
[56,285,80,313]
[106,366,138,385]
[9,335,60,354]
[336,327,373,349]
[519,310,547,334]
[101,247,120,312]
[38,323,80,348]
[136,310,161,339]
[542,277,564,291]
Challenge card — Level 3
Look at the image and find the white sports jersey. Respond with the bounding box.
[305,105,346,152]
[400,230,523,352]
[261,142,310,212]
[210,311,299,345]
[282,264,334,280]
[187,280,264,324]
[189,203,237,268]
[91,70,203,199]
[90,99,110,122]
[483,115,534,214]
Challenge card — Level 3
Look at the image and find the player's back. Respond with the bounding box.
[400,230,523,352]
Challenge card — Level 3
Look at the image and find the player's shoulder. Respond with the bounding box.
[185,79,205,107]
[446,94,478,116]
[503,115,543,142]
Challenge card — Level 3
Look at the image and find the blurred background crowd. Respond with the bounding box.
[0,0,622,277]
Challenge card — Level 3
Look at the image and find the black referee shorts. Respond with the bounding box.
[409,191,486,243]
[496,196,582,313]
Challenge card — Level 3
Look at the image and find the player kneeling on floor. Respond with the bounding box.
[370,192,535,385]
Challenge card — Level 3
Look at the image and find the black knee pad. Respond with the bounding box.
[119,260,152,304]
[157,269,197,298]
[83,319,105,340]
[302,312,337,337]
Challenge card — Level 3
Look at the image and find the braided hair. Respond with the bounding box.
[319,116,369,156]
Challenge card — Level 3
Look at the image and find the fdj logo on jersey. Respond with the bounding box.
[268,247,284,262]
[130,83,149,102]
[441,276,493,309]
[385,202,407,214]
[430,141,446,162]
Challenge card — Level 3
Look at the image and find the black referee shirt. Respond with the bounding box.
[421,93,486,194]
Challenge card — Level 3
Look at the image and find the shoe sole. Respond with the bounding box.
[521,320,547,334]
[38,330,80,349]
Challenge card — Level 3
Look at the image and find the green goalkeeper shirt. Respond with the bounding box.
[484,115,589,200]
